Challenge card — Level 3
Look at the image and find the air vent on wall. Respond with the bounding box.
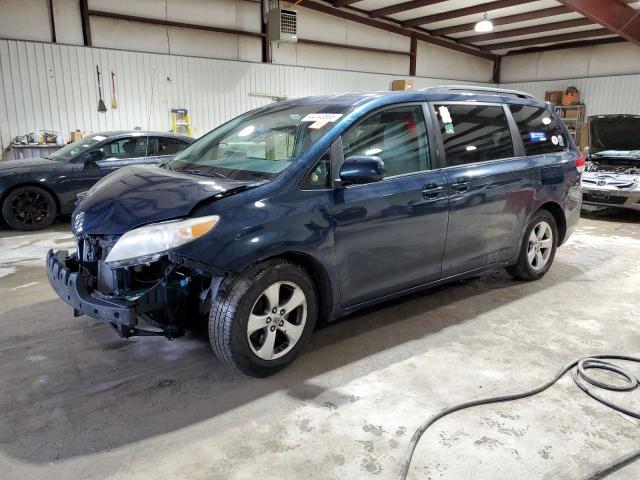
[268,8,298,43]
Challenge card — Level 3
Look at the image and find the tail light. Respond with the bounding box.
[575,154,585,173]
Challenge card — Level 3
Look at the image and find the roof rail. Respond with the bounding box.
[421,85,536,100]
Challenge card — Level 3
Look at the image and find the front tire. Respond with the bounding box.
[506,210,558,281]
[2,186,57,231]
[209,260,317,377]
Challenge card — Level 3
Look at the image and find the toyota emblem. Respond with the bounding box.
[73,211,85,234]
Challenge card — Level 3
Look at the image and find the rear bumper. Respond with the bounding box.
[582,187,640,210]
[46,249,182,339]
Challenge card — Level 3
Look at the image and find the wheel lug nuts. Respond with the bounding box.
[266,317,271,323]
[270,325,276,332]
[280,309,285,315]
[272,308,277,313]
[279,321,284,327]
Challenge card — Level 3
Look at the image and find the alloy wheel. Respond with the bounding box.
[527,220,553,271]
[10,190,51,228]
[247,281,307,361]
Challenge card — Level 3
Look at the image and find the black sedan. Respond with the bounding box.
[0,131,193,230]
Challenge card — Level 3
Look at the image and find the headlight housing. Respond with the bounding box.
[105,215,220,267]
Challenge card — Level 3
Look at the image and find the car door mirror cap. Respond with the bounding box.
[339,155,385,185]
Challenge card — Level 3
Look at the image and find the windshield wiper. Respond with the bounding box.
[178,169,230,180]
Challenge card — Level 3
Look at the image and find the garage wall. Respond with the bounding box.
[0,39,489,152]
[0,0,495,81]
[501,74,640,117]
[501,43,640,83]
[498,42,640,117]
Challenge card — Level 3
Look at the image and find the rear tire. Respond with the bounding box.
[2,186,57,231]
[209,260,317,377]
[506,210,558,281]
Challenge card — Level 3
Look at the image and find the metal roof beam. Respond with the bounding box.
[431,7,569,36]
[402,0,538,28]
[461,18,593,43]
[481,27,613,51]
[370,0,447,18]
[557,0,640,46]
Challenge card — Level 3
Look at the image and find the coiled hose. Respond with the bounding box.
[399,355,640,480]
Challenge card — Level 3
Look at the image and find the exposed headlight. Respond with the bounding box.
[105,215,220,267]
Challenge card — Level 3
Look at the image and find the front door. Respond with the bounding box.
[333,104,449,307]
[431,102,534,276]
[73,135,152,195]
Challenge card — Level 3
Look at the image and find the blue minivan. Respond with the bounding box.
[48,86,583,376]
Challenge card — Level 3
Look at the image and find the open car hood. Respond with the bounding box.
[75,165,256,235]
[589,114,640,155]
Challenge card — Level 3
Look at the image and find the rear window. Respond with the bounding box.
[510,105,567,156]
[434,103,514,166]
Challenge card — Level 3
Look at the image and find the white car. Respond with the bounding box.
[582,114,640,211]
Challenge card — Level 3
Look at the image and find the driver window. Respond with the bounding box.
[96,137,149,160]
[342,105,429,178]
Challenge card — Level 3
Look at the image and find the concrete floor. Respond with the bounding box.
[1,210,639,480]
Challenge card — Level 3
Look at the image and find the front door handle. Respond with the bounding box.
[450,177,470,192]
[422,184,445,199]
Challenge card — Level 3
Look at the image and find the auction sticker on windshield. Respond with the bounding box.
[302,113,343,122]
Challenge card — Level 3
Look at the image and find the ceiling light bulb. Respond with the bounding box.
[475,13,493,33]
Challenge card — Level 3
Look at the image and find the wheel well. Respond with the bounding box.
[538,202,567,244]
[0,183,61,217]
[262,252,333,323]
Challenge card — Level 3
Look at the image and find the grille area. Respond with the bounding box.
[583,193,627,205]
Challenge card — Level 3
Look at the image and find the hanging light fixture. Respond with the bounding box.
[474,13,493,33]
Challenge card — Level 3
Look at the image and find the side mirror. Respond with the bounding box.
[339,155,385,185]
[83,150,105,166]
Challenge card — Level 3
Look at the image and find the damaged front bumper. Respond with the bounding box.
[46,249,185,339]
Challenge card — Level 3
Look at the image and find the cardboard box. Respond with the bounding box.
[69,130,84,143]
[391,79,413,91]
[544,91,563,105]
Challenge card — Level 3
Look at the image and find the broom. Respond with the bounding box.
[96,66,107,113]
[111,71,118,109]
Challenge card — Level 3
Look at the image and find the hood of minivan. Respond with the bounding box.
[75,165,255,235]
[589,114,640,154]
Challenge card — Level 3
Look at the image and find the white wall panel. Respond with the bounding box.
[500,74,640,117]
[0,0,51,42]
[0,39,489,153]
[501,43,640,82]
[53,0,84,45]
[415,42,494,82]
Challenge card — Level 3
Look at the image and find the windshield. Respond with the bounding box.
[49,134,108,162]
[167,103,352,181]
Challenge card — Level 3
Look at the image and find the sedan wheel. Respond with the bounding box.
[247,281,307,361]
[2,186,57,231]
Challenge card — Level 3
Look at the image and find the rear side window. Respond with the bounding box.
[156,137,189,156]
[342,105,429,178]
[510,105,566,156]
[434,104,514,166]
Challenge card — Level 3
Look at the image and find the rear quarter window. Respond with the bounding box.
[510,105,567,156]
